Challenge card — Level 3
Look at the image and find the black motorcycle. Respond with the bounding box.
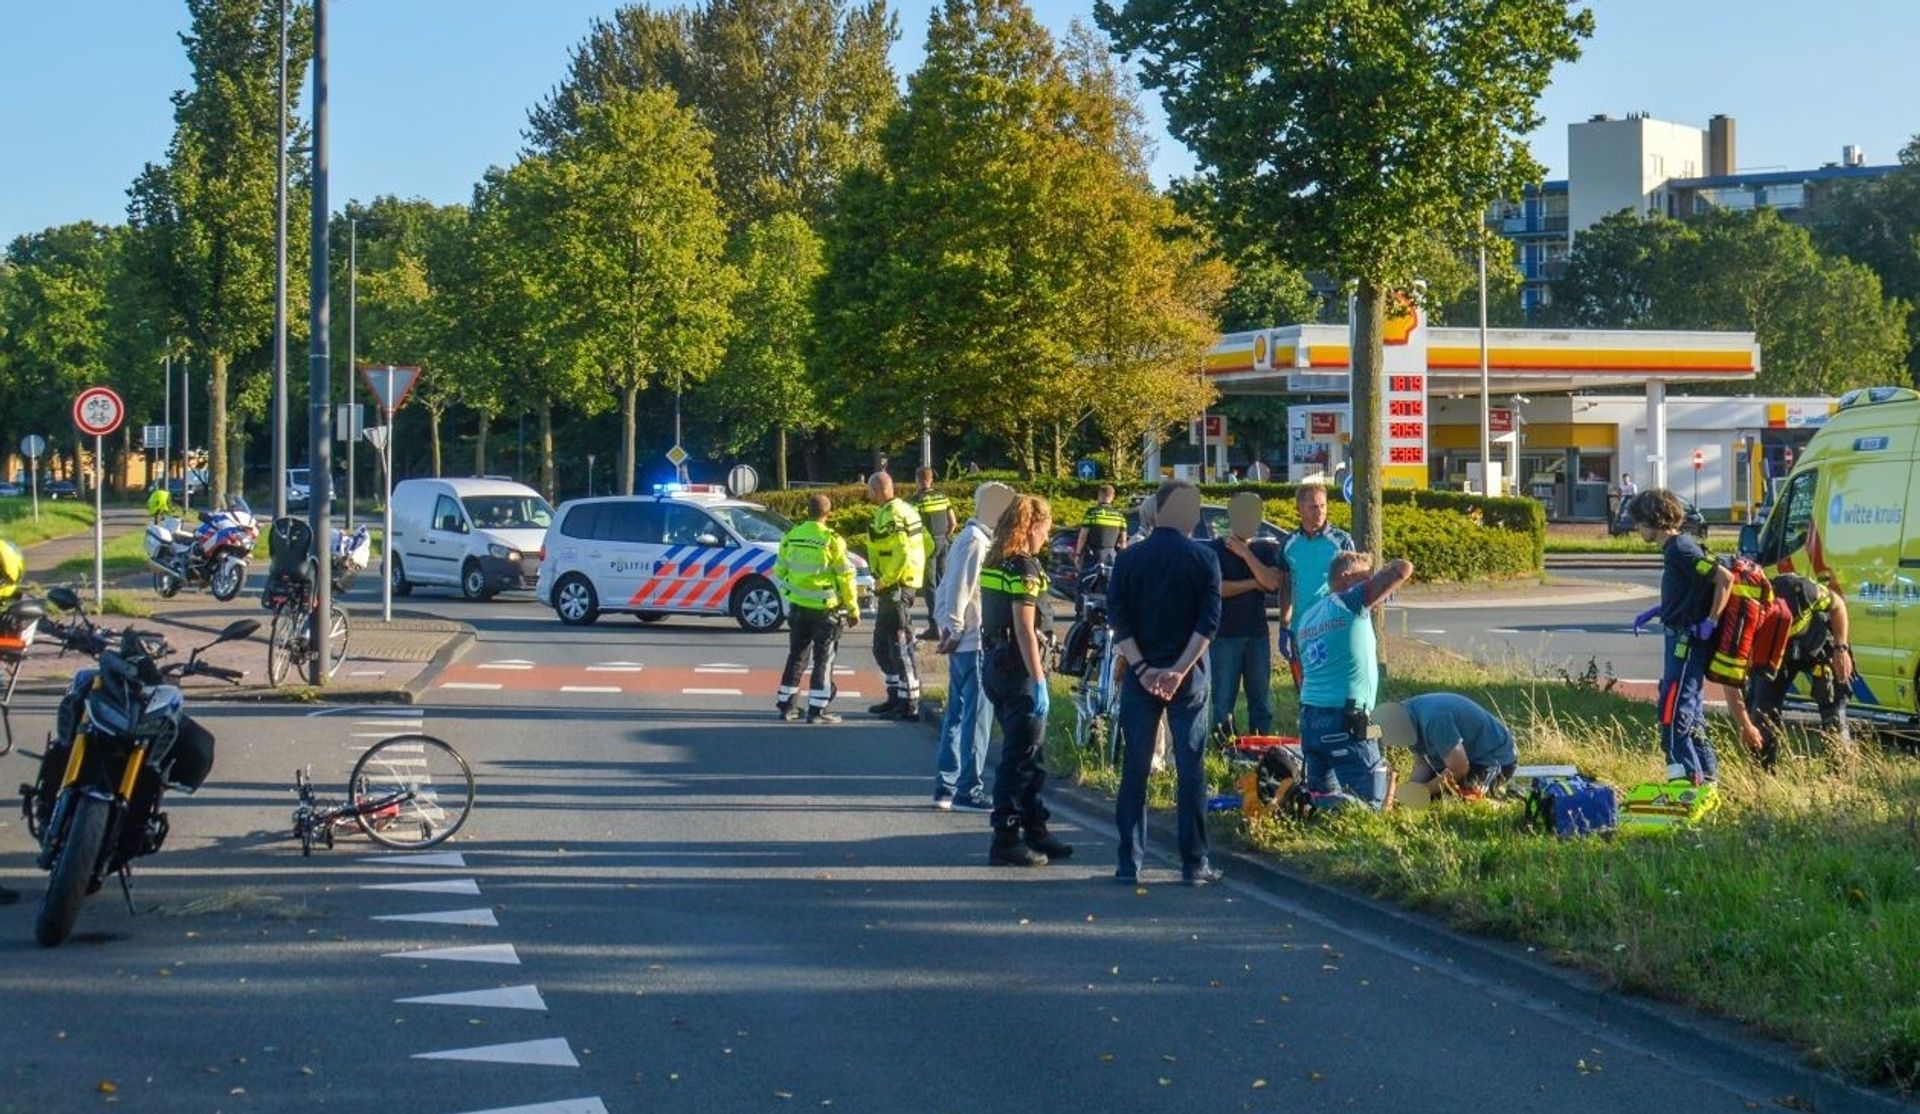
[19,587,254,946]
[1608,497,1710,541]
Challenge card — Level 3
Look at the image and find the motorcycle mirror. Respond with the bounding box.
[216,619,262,643]
[47,586,83,613]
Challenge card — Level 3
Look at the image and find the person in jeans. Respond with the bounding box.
[1372,693,1518,803]
[1629,488,1731,784]
[1296,551,1414,811]
[931,482,1014,811]
[1209,492,1281,736]
[1108,481,1222,885]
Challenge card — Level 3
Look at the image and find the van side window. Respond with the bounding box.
[1765,469,1818,564]
[432,495,466,534]
[598,502,664,545]
[560,504,601,540]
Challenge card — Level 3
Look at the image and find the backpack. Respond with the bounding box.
[1056,614,1098,677]
[1522,775,1617,837]
[1705,556,1777,686]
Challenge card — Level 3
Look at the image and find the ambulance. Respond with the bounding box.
[1740,386,1920,721]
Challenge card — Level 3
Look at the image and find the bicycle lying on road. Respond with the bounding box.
[291,733,475,855]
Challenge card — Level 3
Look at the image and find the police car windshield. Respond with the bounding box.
[462,495,553,530]
[708,504,789,544]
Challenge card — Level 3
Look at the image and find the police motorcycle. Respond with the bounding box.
[18,586,255,946]
[146,495,260,601]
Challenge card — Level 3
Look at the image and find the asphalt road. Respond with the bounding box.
[2,580,1883,1112]
[1383,569,1667,688]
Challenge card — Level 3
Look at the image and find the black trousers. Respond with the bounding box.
[920,539,949,623]
[1746,664,1849,769]
[983,644,1048,831]
[873,586,920,704]
[778,607,840,709]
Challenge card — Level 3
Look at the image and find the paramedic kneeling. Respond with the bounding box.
[1295,552,1414,811]
[1372,693,1517,803]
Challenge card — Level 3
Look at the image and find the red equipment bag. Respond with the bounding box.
[1706,556,1778,686]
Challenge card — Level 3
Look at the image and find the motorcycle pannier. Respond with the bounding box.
[158,715,216,793]
[144,524,172,559]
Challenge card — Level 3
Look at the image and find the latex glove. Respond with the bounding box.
[1029,679,1051,719]
[1690,617,1717,642]
[1276,629,1297,661]
[1631,606,1659,636]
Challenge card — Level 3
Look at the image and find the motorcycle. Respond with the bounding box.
[1608,496,1710,541]
[145,496,259,602]
[18,586,254,946]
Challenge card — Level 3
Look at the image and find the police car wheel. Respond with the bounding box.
[634,611,667,624]
[554,575,600,626]
[732,578,784,632]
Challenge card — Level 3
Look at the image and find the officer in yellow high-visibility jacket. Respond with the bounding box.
[773,494,860,725]
[147,484,175,523]
[0,539,22,608]
[865,472,927,719]
[909,467,956,642]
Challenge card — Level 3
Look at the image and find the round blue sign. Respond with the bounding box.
[1341,473,1354,504]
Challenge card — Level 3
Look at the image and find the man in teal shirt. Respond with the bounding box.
[1277,483,1354,685]
[1296,551,1413,811]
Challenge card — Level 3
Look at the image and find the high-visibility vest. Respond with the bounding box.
[774,520,856,613]
[868,498,927,590]
[911,489,953,543]
[1080,504,1127,552]
[0,539,20,604]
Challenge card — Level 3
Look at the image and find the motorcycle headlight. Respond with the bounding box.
[488,544,520,561]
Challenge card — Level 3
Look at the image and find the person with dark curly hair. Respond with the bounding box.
[1628,488,1732,784]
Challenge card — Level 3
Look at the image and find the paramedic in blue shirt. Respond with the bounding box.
[1296,551,1414,810]
[1372,693,1518,802]
[1277,483,1355,685]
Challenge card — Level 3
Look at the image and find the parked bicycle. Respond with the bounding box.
[291,734,475,855]
[1062,562,1123,762]
[261,517,351,687]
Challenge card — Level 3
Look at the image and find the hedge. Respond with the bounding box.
[757,479,1543,584]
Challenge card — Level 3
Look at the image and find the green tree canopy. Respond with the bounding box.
[1815,136,1920,385]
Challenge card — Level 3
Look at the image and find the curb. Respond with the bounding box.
[402,620,476,703]
[1040,779,1911,1111]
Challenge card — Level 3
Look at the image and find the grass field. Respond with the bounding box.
[49,529,150,580]
[0,500,95,548]
[1048,639,1920,1090]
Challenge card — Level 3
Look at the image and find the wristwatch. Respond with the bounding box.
[1833,643,1851,653]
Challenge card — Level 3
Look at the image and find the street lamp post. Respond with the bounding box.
[306,0,333,685]
[1477,241,1492,496]
[181,354,191,516]
[347,217,357,531]
[271,0,289,521]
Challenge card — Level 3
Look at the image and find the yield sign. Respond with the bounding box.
[360,365,421,414]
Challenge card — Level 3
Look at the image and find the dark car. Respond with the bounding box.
[164,475,207,502]
[1048,504,1287,606]
[44,479,80,500]
[0,482,24,498]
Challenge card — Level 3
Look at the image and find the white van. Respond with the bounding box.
[388,477,554,601]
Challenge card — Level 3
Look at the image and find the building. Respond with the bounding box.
[1497,112,1898,315]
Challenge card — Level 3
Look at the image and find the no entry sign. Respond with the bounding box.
[73,386,125,438]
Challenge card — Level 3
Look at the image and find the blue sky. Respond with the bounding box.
[2,1,1915,243]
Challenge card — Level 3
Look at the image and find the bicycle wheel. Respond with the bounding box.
[323,605,350,678]
[267,606,299,687]
[350,734,475,849]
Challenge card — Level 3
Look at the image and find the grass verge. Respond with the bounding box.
[1048,637,1920,1091]
[49,529,151,580]
[0,500,95,548]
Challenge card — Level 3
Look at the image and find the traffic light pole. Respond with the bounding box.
[306,0,333,685]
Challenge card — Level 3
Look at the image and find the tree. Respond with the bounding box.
[126,0,312,503]
[1099,0,1591,558]
[530,0,898,227]
[0,224,122,484]
[1816,136,1920,385]
[703,213,827,486]
[1550,208,1911,395]
[542,90,737,494]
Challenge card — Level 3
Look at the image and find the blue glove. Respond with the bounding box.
[1276,629,1297,662]
[1029,679,1051,719]
[1690,617,1717,642]
[1631,606,1659,636]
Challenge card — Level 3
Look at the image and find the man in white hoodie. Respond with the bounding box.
[931,481,1015,811]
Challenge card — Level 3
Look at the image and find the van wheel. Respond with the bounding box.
[391,555,412,598]
[555,575,599,626]
[461,560,496,602]
[732,577,785,632]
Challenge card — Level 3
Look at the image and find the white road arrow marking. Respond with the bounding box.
[447,1099,607,1114]
[412,1037,578,1067]
[395,984,547,1011]
[359,851,466,867]
[373,907,498,927]
[383,943,520,965]
[361,878,481,895]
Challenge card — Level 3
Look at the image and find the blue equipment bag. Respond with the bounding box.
[1523,775,1617,838]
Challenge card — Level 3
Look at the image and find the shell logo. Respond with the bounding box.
[1384,292,1420,346]
[1253,333,1270,370]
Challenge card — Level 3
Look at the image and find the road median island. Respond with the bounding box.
[1047,634,1920,1093]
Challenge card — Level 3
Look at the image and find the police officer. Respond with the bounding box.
[979,494,1071,866]
[865,472,927,720]
[1372,693,1518,803]
[1741,574,1853,768]
[147,484,176,523]
[910,467,955,641]
[1074,484,1129,570]
[773,495,860,724]
[0,538,20,904]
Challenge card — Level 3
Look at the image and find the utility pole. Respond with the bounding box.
[1477,241,1492,496]
[163,346,172,493]
[346,218,357,530]
[271,0,289,521]
[181,354,192,516]
[306,0,333,685]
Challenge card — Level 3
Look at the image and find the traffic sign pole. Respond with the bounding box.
[93,434,104,607]
[72,387,126,608]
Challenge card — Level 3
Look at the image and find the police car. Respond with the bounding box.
[537,484,872,632]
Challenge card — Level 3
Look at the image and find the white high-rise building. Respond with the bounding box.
[1566,113,1706,235]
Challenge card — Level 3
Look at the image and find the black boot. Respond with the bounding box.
[1023,822,1073,861]
[0,884,18,906]
[898,700,921,723]
[867,695,904,717]
[990,825,1048,867]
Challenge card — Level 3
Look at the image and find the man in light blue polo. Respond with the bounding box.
[1277,483,1354,684]
[1297,551,1414,811]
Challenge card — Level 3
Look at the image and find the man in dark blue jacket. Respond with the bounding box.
[1108,480,1223,885]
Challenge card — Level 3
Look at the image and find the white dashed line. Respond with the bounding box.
[412,1037,579,1067]
[585,663,644,672]
[694,664,751,674]
[1488,628,1522,634]
[373,907,499,927]
[383,943,520,965]
[362,878,482,895]
[397,985,549,1011]
[560,685,622,694]
[683,687,744,696]
[840,691,864,699]
[1413,629,1447,635]
[441,682,503,691]
[478,661,535,670]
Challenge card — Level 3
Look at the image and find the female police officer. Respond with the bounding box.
[979,495,1072,867]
